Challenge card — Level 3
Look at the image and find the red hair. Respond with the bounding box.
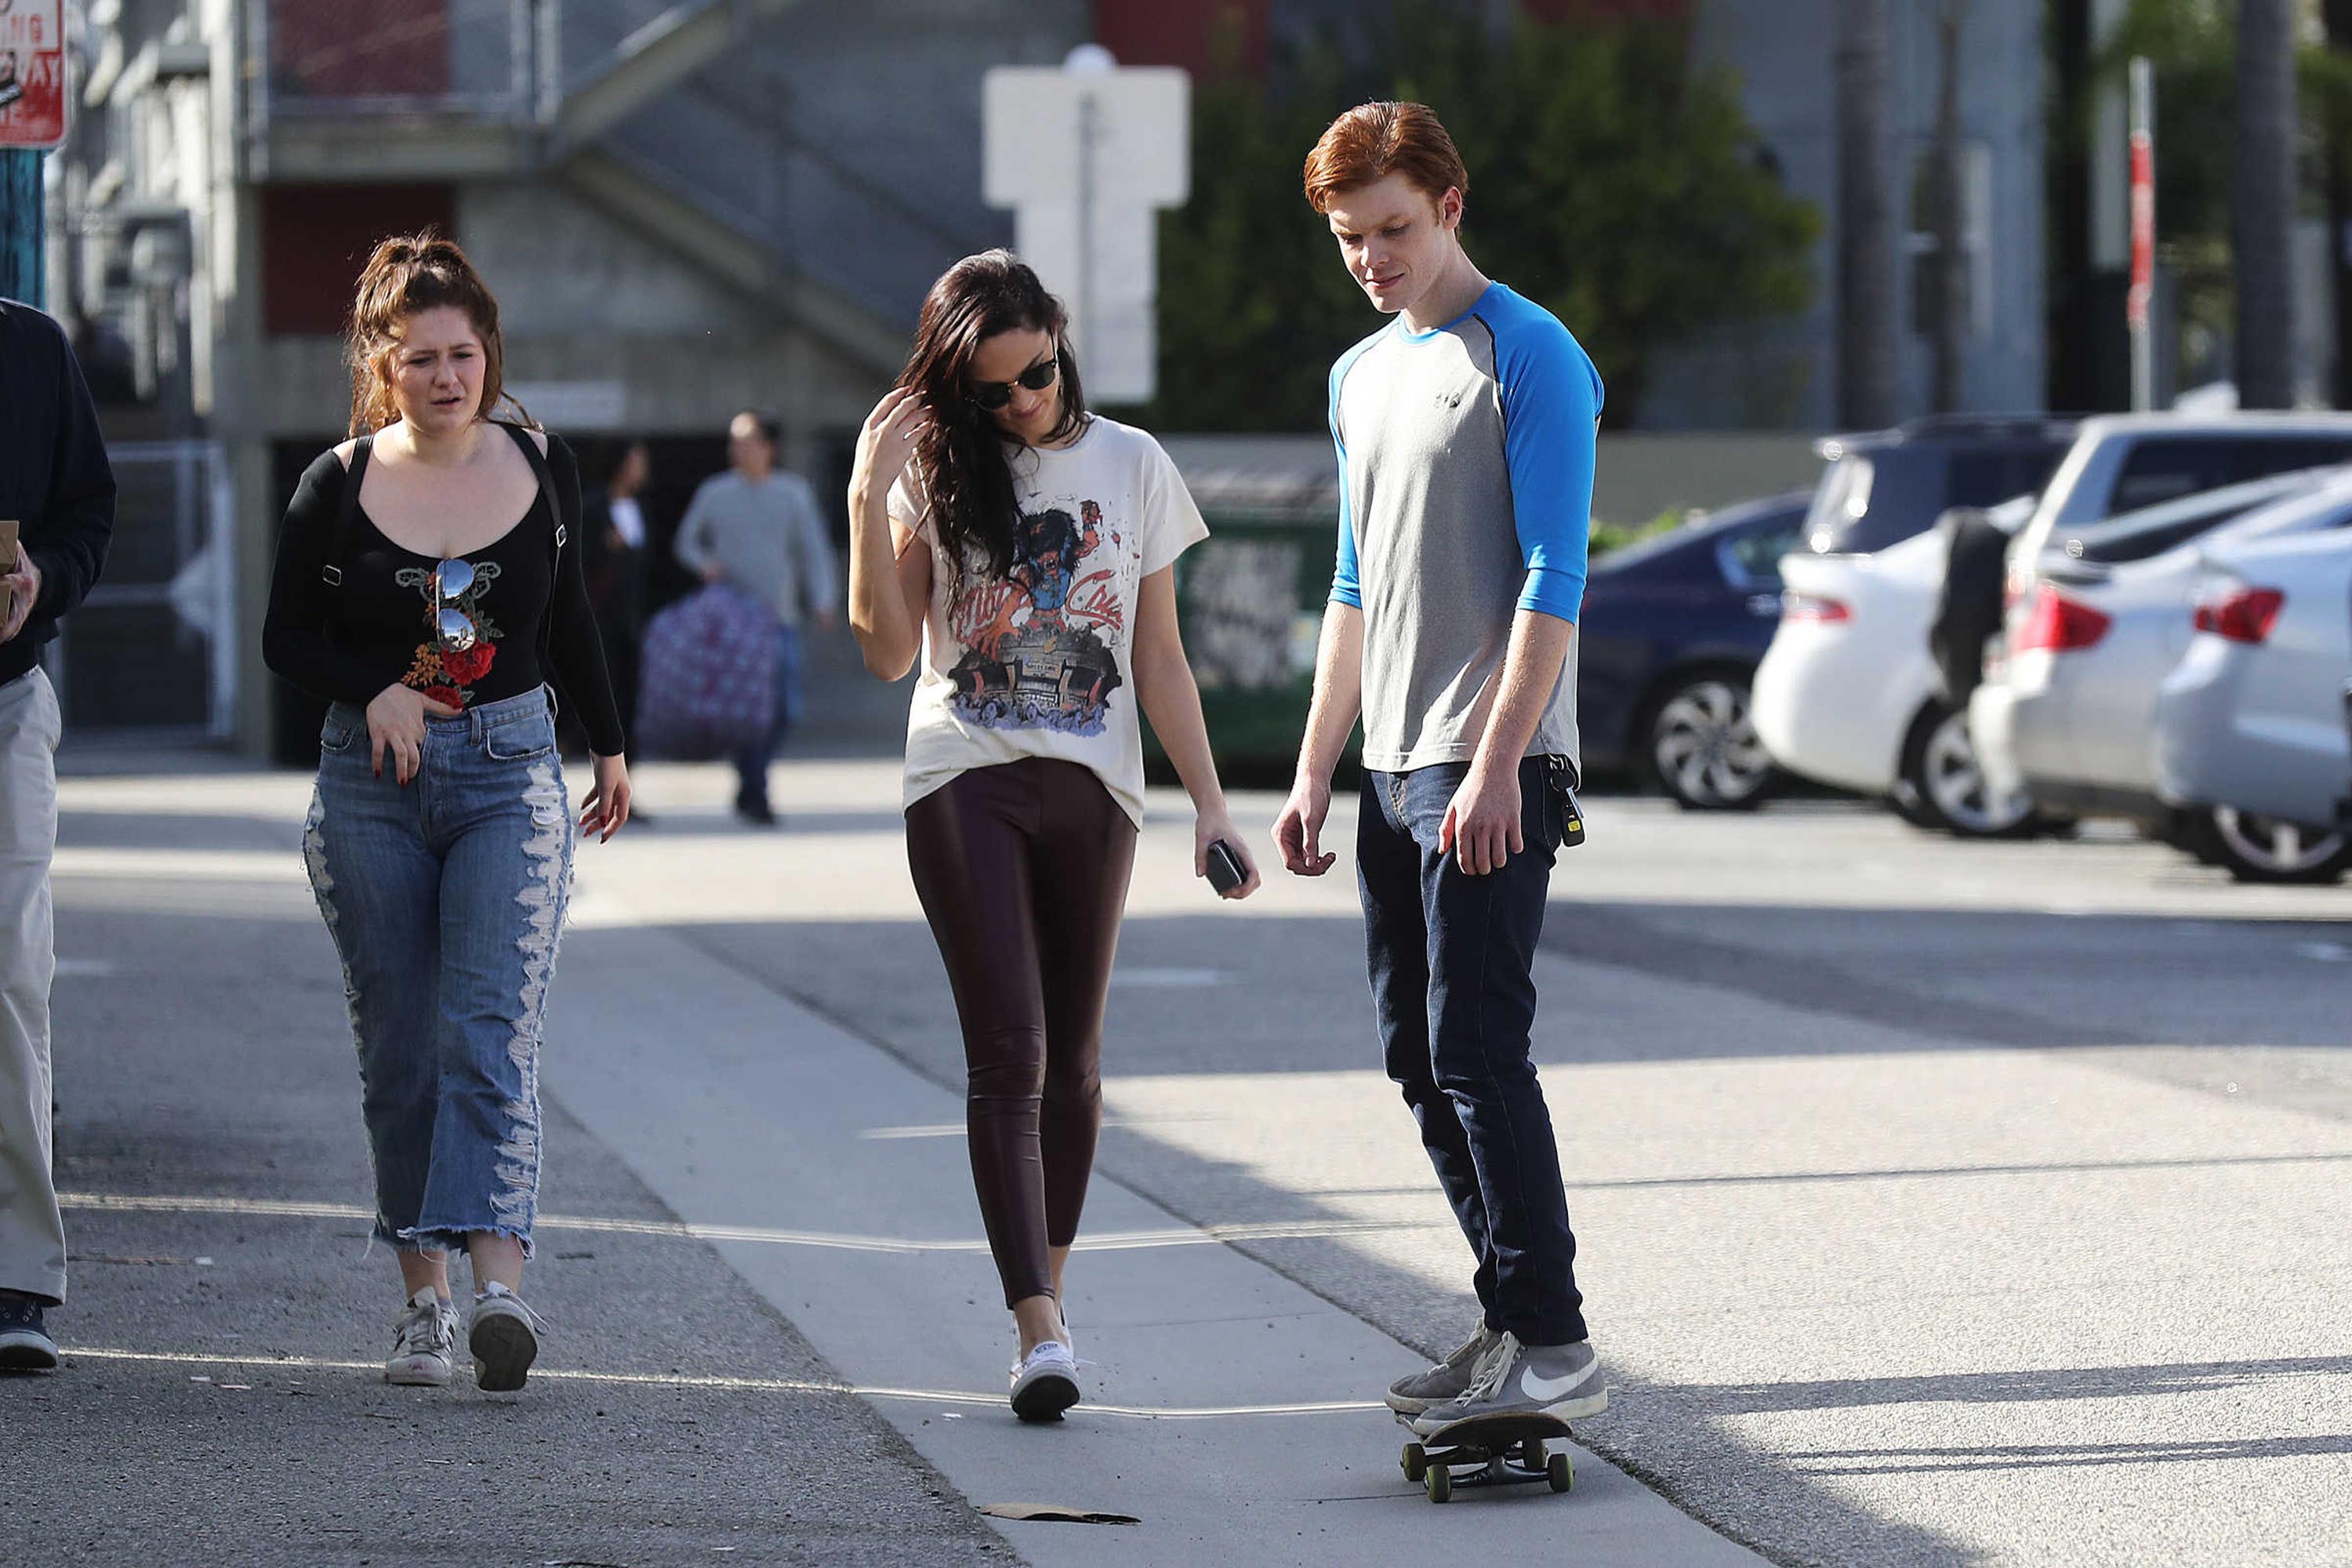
[1302,101,1469,214]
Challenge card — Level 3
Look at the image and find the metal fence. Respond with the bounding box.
[250,0,547,118]
[48,441,234,740]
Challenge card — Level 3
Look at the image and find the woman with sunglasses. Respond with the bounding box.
[847,249,1261,1421]
[262,233,630,1392]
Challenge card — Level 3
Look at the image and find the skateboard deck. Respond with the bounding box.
[1398,1410,1576,1504]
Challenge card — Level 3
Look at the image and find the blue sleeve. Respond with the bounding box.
[1497,316,1601,623]
[1328,357,1363,610]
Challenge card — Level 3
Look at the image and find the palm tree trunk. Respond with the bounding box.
[1837,0,1900,426]
[1929,2,1972,413]
[2234,0,2299,408]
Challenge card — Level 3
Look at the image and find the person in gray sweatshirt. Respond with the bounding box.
[674,408,839,824]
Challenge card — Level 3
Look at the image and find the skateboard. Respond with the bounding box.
[1398,1410,1575,1504]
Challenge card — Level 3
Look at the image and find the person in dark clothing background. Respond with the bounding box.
[583,440,653,753]
[0,297,118,1373]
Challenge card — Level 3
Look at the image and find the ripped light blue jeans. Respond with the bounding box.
[303,688,574,1258]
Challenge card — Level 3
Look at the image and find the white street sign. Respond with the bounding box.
[983,56,1189,404]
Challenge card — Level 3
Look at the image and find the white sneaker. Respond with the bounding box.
[384,1287,457,1387]
[468,1282,546,1392]
[1008,1338,1080,1422]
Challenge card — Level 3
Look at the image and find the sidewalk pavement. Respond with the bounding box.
[10,761,1762,1566]
[18,755,2352,1568]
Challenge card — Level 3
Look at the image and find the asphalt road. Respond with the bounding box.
[13,752,2350,1567]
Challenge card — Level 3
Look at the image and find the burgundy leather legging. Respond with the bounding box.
[904,757,1138,1308]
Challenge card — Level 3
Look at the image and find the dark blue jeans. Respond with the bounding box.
[1359,754,1588,1345]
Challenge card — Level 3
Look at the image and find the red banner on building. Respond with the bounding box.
[0,0,67,151]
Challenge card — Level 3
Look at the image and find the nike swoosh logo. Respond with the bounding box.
[1523,1365,1592,1401]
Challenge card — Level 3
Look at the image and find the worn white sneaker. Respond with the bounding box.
[1008,1338,1081,1423]
[384,1287,458,1387]
[467,1282,546,1392]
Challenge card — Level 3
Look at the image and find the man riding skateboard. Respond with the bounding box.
[1274,101,1608,1436]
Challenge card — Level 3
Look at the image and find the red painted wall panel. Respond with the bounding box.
[261,183,458,337]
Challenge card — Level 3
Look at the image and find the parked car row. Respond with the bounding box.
[1649,411,2352,885]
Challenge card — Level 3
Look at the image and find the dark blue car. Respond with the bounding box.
[1579,491,1811,808]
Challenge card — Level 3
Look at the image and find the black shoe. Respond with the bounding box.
[735,800,779,827]
[0,1290,59,1372]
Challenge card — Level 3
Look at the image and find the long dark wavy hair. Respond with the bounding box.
[899,250,1088,597]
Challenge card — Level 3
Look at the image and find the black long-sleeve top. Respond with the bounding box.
[262,423,626,757]
[0,299,117,689]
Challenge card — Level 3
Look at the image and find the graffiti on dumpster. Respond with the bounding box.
[1184,539,1301,691]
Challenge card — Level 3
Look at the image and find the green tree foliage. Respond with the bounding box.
[1127,2,1820,431]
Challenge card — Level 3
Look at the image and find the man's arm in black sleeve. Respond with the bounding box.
[31,328,116,619]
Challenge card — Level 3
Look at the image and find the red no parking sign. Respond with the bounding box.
[0,0,67,151]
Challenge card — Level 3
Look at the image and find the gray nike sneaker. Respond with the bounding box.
[1407,1332,1608,1435]
[1385,1323,1502,1416]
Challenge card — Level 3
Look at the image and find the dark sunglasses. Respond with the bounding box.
[967,356,1060,412]
[432,557,478,652]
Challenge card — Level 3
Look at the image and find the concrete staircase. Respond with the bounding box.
[252,0,1090,372]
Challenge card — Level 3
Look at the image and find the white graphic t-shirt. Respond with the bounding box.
[888,416,1208,826]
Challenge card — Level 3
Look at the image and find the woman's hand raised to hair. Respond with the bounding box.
[851,387,929,501]
[365,683,462,787]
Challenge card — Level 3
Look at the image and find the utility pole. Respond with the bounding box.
[1836,0,1900,428]
[1928,1,1972,414]
[2129,57,2154,412]
[2325,0,2352,406]
[0,151,41,307]
[2,0,69,307]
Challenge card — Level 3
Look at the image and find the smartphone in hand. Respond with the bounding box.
[1205,839,1247,895]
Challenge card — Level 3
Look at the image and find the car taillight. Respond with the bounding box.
[2012,585,2111,652]
[2192,585,2285,644]
[1781,592,1850,624]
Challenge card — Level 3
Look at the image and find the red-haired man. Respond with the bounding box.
[1275,101,1607,1436]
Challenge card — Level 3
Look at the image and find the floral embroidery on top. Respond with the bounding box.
[394,560,504,710]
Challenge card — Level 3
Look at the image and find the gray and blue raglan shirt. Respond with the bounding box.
[1329,281,1602,775]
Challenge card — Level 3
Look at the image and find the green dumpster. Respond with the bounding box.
[1148,437,1362,785]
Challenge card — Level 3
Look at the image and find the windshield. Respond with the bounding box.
[2064,470,2342,564]
[1805,441,2067,554]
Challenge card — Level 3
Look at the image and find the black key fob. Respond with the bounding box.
[1548,756,1586,848]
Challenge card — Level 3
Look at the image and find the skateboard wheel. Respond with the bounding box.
[1516,1438,1545,1471]
[1401,1443,1428,1483]
[1548,1452,1573,1493]
[1425,1465,1452,1504]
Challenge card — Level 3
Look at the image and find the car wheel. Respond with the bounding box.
[1647,673,1777,811]
[1900,703,2038,837]
[2206,807,2352,884]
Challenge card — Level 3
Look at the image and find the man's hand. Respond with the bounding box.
[1274,775,1338,877]
[1439,763,1523,877]
[0,553,40,645]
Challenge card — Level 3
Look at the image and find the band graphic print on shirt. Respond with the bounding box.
[944,496,1127,735]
